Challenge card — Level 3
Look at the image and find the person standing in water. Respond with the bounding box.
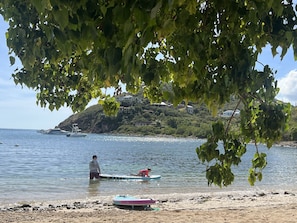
[89,155,101,179]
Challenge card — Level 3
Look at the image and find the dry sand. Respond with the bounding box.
[1,190,296,222]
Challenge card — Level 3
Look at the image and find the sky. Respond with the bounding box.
[1,17,297,130]
[0,17,77,130]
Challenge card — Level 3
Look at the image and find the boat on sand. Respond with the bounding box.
[113,195,156,209]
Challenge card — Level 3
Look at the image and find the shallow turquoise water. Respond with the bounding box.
[0,129,296,204]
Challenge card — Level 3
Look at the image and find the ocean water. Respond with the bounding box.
[0,129,297,205]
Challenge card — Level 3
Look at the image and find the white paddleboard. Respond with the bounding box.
[99,174,161,180]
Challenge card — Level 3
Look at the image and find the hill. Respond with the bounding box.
[58,94,297,140]
[58,95,241,138]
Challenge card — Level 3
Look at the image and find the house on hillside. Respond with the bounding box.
[119,106,133,114]
[117,94,138,106]
[152,102,168,107]
[186,105,194,114]
[219,109,240,118]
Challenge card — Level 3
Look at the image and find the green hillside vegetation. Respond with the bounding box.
[59,94,297,141]
[59,95,243,138]
[286,106,297,141]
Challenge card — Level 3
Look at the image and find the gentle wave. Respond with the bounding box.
[0,129,296,205]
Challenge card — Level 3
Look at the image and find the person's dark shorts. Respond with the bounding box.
[90,172,100,179]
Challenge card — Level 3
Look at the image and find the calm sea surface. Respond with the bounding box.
[0,129,297,205]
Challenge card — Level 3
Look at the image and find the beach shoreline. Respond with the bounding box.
[1,131,297,222]
[275,140,297,148]
[1,190,296,222]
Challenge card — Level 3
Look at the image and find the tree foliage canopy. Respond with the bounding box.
[0,0,296,186]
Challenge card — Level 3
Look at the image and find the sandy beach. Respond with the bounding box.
[1,140,297,222]
[1,190,296,223]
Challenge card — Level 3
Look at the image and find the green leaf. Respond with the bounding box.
[31,0,51,13]
[150,1,162,19]
[53,8,69,30]
[9,56,15,66]
[99,96,120,116]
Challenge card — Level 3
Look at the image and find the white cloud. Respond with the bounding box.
[277,70,297,105]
